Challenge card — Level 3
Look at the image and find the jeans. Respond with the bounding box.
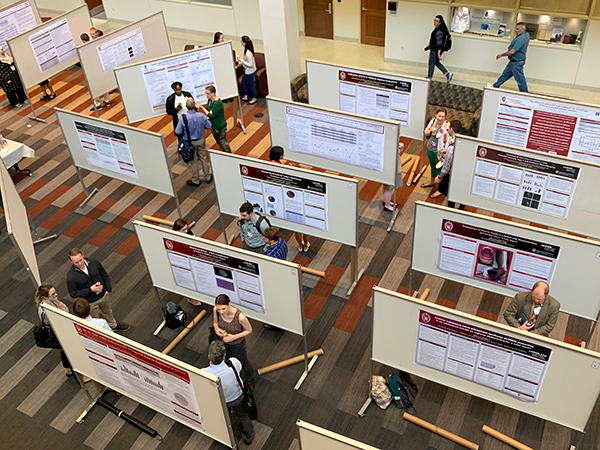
[241,73,257,100]
[494,60,528,92]
[427,51,448,78]
[226,339,254,383]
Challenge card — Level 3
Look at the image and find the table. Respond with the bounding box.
[0,138,35,174]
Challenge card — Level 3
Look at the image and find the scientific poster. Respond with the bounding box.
[240,164,328,231]
[471,146,580,219]
[437,219,560,291]
[286,105,386,173]
[28,18,76,73]
[97,27,146,73]
[0,1,37,50]
[74,323,204,430]
[75,121,139,178]
[164,238,266,314]
[416,310,552,402]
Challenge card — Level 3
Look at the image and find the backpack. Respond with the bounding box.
[255,213,271,235]
[442,32,452,52]
[388,370,418,412]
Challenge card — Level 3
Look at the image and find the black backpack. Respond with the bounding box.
[443,32,452,52]
[388,370,418,412]
[255,213,271,235]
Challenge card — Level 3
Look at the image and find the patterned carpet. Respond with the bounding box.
[1,66,599,450]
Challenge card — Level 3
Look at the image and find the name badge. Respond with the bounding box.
[533,306,541,316]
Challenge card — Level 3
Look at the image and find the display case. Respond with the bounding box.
[450,7,516,39]
[517,13,587,46]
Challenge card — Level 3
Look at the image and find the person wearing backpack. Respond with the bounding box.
[238,201,271,253]
[424,15,453,83]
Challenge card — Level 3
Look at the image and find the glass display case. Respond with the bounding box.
[517,13,587,46]
[450,7,515,39]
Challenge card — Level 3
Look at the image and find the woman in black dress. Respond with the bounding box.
[0,46,28,107]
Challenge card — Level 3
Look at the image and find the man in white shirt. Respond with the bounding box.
[73,298,113,332]
[202,341,254,445]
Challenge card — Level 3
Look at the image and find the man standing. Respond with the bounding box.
[262,227,288,260]
[503,281,560,337]
[200,85,231,153]
[202,341,254,445]
[489,22,529,92]
[175,98,213,187]
[166,81,193,144]
[238,201,271,253]
[66,248,129,331]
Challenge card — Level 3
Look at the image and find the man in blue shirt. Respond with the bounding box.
[489,22,529,92]
[262,227,288,260]
[175,98,213,187]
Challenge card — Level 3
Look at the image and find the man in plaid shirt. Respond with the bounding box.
[262,227,288,260]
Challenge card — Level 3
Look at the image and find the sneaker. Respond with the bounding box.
[486,83,494,88]
[187,298,202,306]
[15,103,22,107]
[103,101,111,107]
[205,176,213,184]
[90,105,102,111]
[446,72,453,83]
[186,180,201,187]
[114,322,130,331]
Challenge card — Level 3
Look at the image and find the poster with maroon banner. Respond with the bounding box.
[74,323,204,430]
[471,145,580,219]
[163,237,266,313]
[416,310,552,402]
[437,219,560,291]
[492,94,600,164]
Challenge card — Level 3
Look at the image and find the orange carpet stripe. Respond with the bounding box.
[475,309,498,322]
[63,197,117,238]
[236,121,270,157]
[88,204,141,247]
[40,85,89,121]
[563,335,584,347]
[333,274,378,333]
[114,233,139,256]
[435,297,457,309]
[396,285,410,296]
[201,227,222,241]
[28,184,71,218]
[40,191,88,230]
[19,179,49,201]
[358,180,381,202]
[303,264,345,321]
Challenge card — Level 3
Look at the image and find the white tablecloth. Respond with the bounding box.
[0,139,35,169]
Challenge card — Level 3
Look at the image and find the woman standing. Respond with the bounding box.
[422,108,451,192]
[213,31,224,44]
[433,120,466,209]
[0,46,28,107]
[424,15,453,82]
[237,36,257,105]
[212,294,255,389]
[200,85,231,153]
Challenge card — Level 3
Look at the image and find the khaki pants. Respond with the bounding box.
[189,137,211,183]
[90,294,117,329]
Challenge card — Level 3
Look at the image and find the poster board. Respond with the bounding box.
[448,135,600,240]
[372,286,600,431]
[297,420,380,450]
[209,151,359,247]
[478,87,600,164]
[0,158,40,288]
[6,4,91,89]
[412,201,600,320]
[305,59,429,141]
[77,11,171,100]
[133,221,305,335]
[55,108,177,198]
[42,305,235,448]
[0,0,41,50]
[114,41,238,124]
[267,97,400,185]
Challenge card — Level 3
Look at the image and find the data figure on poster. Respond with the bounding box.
[28,18,76,73]
[75,121,139,178]
[415,310,552,402]
[470,146,580,219]
[74,324,204,430]
[164,238,266,313]
[286,105,385,173]
[97,27,146,73]
[240,164,328,231]
[141,49,216,113]
[338,70,412,127]
[0,1,38,50]
[437,218,560,291]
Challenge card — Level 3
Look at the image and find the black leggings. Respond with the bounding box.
[226,340,254,382]
[60,349,71,369]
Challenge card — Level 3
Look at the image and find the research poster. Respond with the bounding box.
[0,1,37,50]
[471,145,580,219]
[75,121,139,178]
[141,49,216,113]
[163,238,266,314]
[28,18,76,73]
[437,219,560,291]
[416,310,552,402]
[286,105,386,173]
[240,164,328,230]
[74,323,204,430]
[492,94,600,164]
[338,70,412,127]
[97,27,146,73]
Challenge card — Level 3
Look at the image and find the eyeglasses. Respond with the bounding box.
[49,292,58,297]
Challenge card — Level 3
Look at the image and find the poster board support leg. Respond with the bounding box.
[234,96,246,134]
[219,211,230,245]
[25,91,46,124]
[152,287,167,336]
[173,193,183,218]
[27,213,57,245]
[358,358,374,416]
[8,234,39,290]
[73,374,106,424]
[293,335,314,391]
[75,166,99,208]
[386,179,399,233]
[346,246,364,296]
[408,269,413,297]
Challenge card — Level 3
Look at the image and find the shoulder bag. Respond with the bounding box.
[33,318,61,349]
[177,114,195,163]
[225,359,258,420]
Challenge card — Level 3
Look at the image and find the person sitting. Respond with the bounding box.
[503,281,560,337]
[262,227,288,260]
[72,298,112,332]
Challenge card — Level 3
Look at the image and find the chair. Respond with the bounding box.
[236,52,269,98]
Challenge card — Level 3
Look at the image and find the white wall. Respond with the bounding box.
[334,0,360,41]
[36,0,82,11]
[575,20,600,89]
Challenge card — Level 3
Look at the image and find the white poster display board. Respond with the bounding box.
[28,17,76,73]
[372,287,600,432]
[412,201,600,320]
[134,221,305,335]
[479,88,600,164]
[0,0,40,50]
[297,420,380,450]
[210,151,359,247]
[97,27,146,73]
[448,136,600,239]
[42,306,235,447]
[305,60,429,140]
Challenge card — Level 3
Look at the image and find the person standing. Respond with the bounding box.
[200,85,231,153]
[262,227,288,260]
[503,281,560,336]
[424,15,453,82]
[433,120,465,210]
[202,341,254,445]
[0,46,28,107]
[213,31,225,44]
[236,36,257,105]
[422,108,451,191]
[238,201,271,253]
[489,22,529,92]
[73,298,113,332]
[66,248,129,331]
[166,81,193,143]
[175,97,213,187]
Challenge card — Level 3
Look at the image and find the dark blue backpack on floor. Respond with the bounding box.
[388,370,418,412]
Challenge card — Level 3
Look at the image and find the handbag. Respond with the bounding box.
[33,322,61,349]
[177,115,195,163]
[225,359,258,420]
[164,301,187,329]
